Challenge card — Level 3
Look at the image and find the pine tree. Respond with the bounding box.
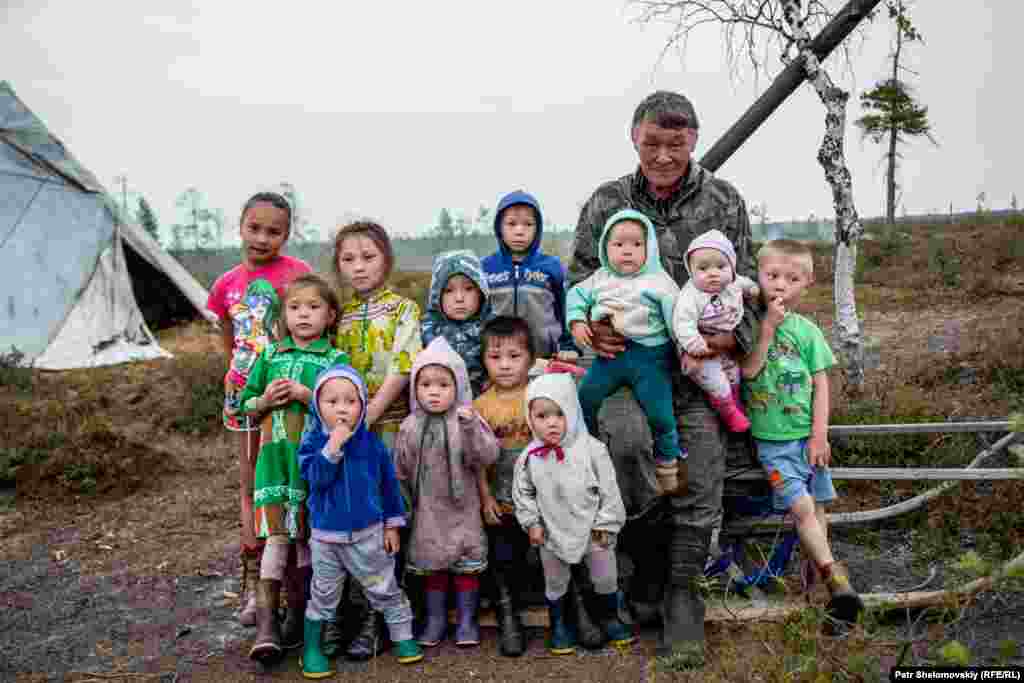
[137,196,161,245]
[855,0,935,223]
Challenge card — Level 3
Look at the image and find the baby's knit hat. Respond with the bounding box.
[684,229,737,280]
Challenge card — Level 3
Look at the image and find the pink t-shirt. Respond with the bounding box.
[207,254,312,354]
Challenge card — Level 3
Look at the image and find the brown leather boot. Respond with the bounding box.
[280,565,310,650]
[238,552,259,627]
[249,579,283,665]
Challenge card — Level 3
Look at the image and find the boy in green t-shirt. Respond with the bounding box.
[741,239,863,625]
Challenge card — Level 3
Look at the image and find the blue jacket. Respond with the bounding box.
[299,362,406,535]
[482,190,576,358]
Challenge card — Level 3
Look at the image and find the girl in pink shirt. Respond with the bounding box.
[206,191,311,627]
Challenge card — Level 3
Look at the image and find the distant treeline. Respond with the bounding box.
[174,208,1019,287]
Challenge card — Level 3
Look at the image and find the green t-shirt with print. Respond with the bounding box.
[743,313,835,441]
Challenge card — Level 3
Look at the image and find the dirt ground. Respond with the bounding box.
[3,225,1024,682]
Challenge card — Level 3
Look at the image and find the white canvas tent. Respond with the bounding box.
[0,81,215,369]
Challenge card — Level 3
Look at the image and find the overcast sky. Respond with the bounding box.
[3,2,1018,243]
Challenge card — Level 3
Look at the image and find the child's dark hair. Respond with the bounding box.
[331,220,395,285]
[276,272,342,342]
[240,192,292,229]
[481,316,535,359]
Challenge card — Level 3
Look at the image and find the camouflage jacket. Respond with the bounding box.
[569,161,759,406]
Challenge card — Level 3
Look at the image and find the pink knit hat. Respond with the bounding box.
[684,229,736,281]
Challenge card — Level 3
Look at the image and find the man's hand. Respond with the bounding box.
[808,434,831,468]
[481,495,503,526]
[588,317,626,360]
[326,422,353,454]
[570,321,592,350]
[680,352,704,376]
[701,331,737,354]
[591,529,612,548]
[556,349,580,362]
[528,525,545,547]
[384,527,401,555]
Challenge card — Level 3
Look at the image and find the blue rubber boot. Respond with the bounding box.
[545,595,575,655]
[417,590,447,646]
[596,591,636,646]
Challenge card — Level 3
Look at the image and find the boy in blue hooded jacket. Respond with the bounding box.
[483,190,577,361]
[298,362,422,676]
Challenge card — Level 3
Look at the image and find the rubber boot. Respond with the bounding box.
[393,638,423,664]
[545,594,575,655]
[454,585,481,646]
[708,394,750,433]
[568,570,604,650]
[320,619,343,658]
[300,618,332,679]
[249,579,284,664]
[656,526,712,668]
[595,591,636,646]
[238,552,259,627]
[493,570,525,657]
[824,561,864,626]
[346,584,386,660]
[417,588,448,647]
[281,564,310,650]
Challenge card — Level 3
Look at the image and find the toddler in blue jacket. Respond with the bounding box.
[297,362,423,676]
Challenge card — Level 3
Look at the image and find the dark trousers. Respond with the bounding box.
[579,341,682,463]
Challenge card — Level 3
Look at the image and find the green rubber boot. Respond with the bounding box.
[300,618,333,679]
[394,639,424,664]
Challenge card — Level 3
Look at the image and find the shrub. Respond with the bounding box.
[170,352,226,436]
[0,347,33,393]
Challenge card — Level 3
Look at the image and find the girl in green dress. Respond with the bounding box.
[240,273,349,666]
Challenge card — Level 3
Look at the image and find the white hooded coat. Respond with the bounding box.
[512,373,626,564]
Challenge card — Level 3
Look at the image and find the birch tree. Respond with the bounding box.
[632,0,878,387]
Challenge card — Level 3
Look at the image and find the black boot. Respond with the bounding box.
[568,568,604,651]
[492,570,524,657]
[346,583,386,660]
[656,525,712,668]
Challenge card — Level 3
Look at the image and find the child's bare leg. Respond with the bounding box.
[239,430,260,551]
[790,494,833,570]
[814,502,828,544]
[238,429,261,625]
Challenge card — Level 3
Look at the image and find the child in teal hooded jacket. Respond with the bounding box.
[565,208,685,495]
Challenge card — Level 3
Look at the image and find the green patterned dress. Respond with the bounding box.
[240,336,349,539]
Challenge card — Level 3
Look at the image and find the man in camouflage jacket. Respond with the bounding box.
[568,90,757,664]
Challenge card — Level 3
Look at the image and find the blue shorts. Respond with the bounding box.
[754,438,836,513]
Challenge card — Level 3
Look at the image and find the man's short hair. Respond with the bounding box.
[481,316,535,359]
[631,91,700,135]
[757,239,815,277]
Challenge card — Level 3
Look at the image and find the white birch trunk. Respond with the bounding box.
[783,0,865,387]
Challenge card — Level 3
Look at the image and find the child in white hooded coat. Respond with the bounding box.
[512,373,633,655]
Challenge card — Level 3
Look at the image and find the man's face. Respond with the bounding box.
[632,120,694,193]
